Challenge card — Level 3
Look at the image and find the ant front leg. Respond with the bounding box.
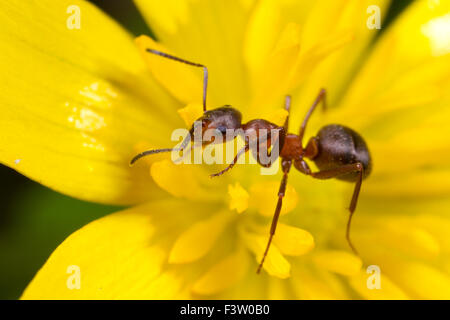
[253,133,285,169]
[283,95,291,131]
[298,88,327,143]
[296,160,364,255]
[256,95,291,167]
[210,144,249,177]
[257,159,292,274]
[253,123,287,169]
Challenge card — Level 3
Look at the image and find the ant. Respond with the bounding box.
[131,48,372,274]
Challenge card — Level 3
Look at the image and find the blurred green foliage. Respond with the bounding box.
[0,166,120,299]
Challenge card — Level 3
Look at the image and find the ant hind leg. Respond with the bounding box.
[303,161,364,256]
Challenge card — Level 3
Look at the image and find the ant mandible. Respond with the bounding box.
[131,48,372,274]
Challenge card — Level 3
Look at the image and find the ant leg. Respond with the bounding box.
[301,161,364,255]
[283,95,291,131]
[210,144,249,177]
[298,88,327,143]
[146,49,209,112]
[257,160,292,274]
[254,125,286,168]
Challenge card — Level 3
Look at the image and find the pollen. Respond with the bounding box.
[228,182,250,214]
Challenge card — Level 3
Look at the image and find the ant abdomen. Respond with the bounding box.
[311,124,372,182]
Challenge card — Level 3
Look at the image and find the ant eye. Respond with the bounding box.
[216,126,227,134]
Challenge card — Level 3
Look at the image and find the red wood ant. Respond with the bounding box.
[131,49,372,273]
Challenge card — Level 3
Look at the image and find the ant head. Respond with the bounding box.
[190,106,242,144]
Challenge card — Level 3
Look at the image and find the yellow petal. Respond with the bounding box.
[312,250,362,276]
[0,0,180,205]
[135,35,203,105]
[354,220,440,260]
[349,270,409,300]
[228,182,250,213]
[365,170,450,197]
[240,229,291,279]
[177,103,204,127]
[249,22,301,111]
[134,0,190,35]
[362,246,450,299]
[215,267,267,299]
[266,278,291,299]
[135,0,251,106]
[21,200,213,299]
[150,159,221,201]
[169,211,233,264]
[413,215,450,255]
[243,0,316,76]
[291,264,349,299]
[289,0,390,115]
[243,0,282,73]
[246,0,391,122]
[263,108,289,127]
[191,249,249,295]
[335,0,450,129]
[249,181,298,217]
[273,223,314,256]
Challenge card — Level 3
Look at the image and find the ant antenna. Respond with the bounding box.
[130,148,178,166]
[146,49,209,112]
[130,134,191,166]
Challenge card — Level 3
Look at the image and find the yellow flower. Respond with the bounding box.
[1,0,449,299]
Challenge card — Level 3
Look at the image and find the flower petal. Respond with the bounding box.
[361,246,450,299]
[249,181,298,217]
[191,249,249,296]
[228,182,250,213]
[312,250,362,276]
[353,216,441,260]
[335,0,450,129]
[273,223,315,256]
[240,229,291,279]
[365,170,450,197]
[169,211,233,264]
[21,199,216,299]
[135,35,203,105]
[150,159,223,201]
[349,270,409,300]
[244,0,391,122]
[288,0,390,112]
[177,103,204,126]
[134,0,252,106]
[0,0,181,205]
[291,264,349,299]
